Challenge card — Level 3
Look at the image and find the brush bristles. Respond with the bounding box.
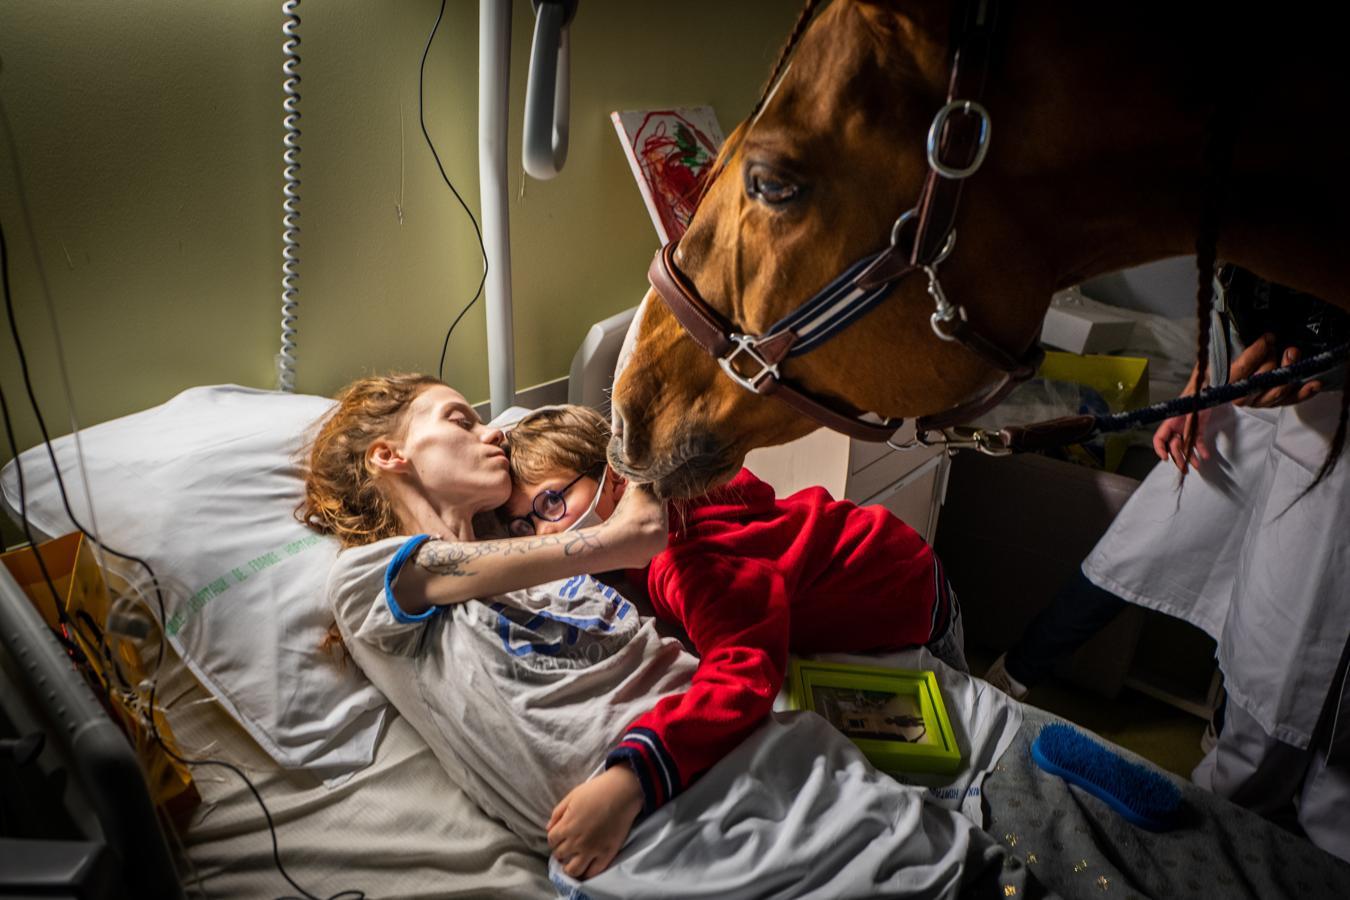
[1035,723,1181,825]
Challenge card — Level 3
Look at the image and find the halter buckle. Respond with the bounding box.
[926,99,992,180]
[718,333,781,395]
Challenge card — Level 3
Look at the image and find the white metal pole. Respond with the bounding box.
[478,0,515,417]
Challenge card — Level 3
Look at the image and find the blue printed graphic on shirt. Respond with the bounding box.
[489,575,635,661]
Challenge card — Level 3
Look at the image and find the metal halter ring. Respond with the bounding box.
[718,333,781,395]
[926,99,992,180]
[890,209,957,265]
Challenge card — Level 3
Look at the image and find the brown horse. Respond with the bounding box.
[609,0,1350,499]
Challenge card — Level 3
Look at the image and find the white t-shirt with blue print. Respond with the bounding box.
[327,534,697,853]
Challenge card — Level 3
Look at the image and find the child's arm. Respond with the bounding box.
[396,483,667,615]
[546,553,789,880]
[600,551,792,814]
[547,764,644,880]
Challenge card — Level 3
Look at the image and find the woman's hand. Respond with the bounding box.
[604,482,668,569]
[1230,333,1323,409]
[1154,352,1213,472]
[547,764,644,881]
[1154,334,1323,473]
[1153,405,1212,473]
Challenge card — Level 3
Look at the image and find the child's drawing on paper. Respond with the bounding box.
[611,107,724,243]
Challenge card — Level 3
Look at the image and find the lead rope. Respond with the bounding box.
[918,339,1350,456]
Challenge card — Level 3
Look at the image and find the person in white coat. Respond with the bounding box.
[1085,383,1348,861]
[988,269,1350,862]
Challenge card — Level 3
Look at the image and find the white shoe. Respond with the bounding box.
[983,653,1030,701]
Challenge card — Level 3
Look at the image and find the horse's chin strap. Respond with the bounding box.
[646,0,1043,451]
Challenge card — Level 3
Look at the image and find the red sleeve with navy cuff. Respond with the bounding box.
[604,552,790,816]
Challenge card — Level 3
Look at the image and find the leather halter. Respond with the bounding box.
[646,0,1043,448]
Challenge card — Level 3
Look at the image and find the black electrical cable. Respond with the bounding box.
[420,0,489,382]
[1,215,363,900]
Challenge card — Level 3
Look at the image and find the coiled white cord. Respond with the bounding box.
[278,0,301,392]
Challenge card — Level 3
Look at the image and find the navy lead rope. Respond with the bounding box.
[1092,339,1350,436]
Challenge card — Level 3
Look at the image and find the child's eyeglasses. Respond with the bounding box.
[506,469,598,537]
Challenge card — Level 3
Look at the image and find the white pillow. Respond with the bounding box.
[1,385,387,779]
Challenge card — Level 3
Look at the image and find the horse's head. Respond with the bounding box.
[610,0,1050,498]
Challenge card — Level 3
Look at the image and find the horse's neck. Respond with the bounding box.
[977,2,1348,305]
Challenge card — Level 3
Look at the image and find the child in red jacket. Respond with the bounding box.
[500,405,965,879]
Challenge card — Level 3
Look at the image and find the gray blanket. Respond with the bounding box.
[985,707,1350,900]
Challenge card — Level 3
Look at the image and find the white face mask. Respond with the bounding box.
[564,468,608,532]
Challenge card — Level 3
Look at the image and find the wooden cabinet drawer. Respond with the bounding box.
[845,441,941,504]
[847,420,922,474]
[866,455,946,543]
[741,425,948,544]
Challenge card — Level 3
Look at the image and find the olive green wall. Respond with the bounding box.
[0,0,799,463]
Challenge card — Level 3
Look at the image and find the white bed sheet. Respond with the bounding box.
[166,647,1016,898]
[555,649,1026,899]
[161,646,551,899]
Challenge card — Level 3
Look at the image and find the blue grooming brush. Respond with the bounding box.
[1031,723,1182,832]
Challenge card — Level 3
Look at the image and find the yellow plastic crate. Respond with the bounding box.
[1037,352,1150,471]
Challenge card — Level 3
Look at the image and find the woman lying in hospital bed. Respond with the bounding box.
[303,373,1040,898]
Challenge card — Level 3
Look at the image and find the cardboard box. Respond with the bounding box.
[2,533,201,827]
[1041,288,1136,354]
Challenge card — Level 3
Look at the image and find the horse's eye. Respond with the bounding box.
[745,163,799,205]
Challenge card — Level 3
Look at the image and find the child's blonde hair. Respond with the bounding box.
[299,372,444,548]
[506,405,610,485]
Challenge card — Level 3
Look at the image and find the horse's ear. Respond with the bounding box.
[850,0,942,50]
[847,0,948,91]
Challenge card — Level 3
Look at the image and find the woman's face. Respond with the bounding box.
[396,385,511,513]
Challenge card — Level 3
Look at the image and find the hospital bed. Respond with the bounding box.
[3,315,1350,900]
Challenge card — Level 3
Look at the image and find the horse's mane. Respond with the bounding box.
[1185,103,1348,493]
[694,0,821,210]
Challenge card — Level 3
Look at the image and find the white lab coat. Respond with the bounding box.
[1082,390,1349,859]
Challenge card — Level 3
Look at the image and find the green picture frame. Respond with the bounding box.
[785,658,963,775]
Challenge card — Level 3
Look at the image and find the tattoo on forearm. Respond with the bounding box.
[415,530,606,577]
[415,542,481,577]
[564,529,604,557]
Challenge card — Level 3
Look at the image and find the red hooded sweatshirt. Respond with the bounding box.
[605,468,953,815]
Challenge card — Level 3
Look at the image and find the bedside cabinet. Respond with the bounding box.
[743,421,949,543]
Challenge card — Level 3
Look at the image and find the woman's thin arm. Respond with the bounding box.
[396,485,667,613]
